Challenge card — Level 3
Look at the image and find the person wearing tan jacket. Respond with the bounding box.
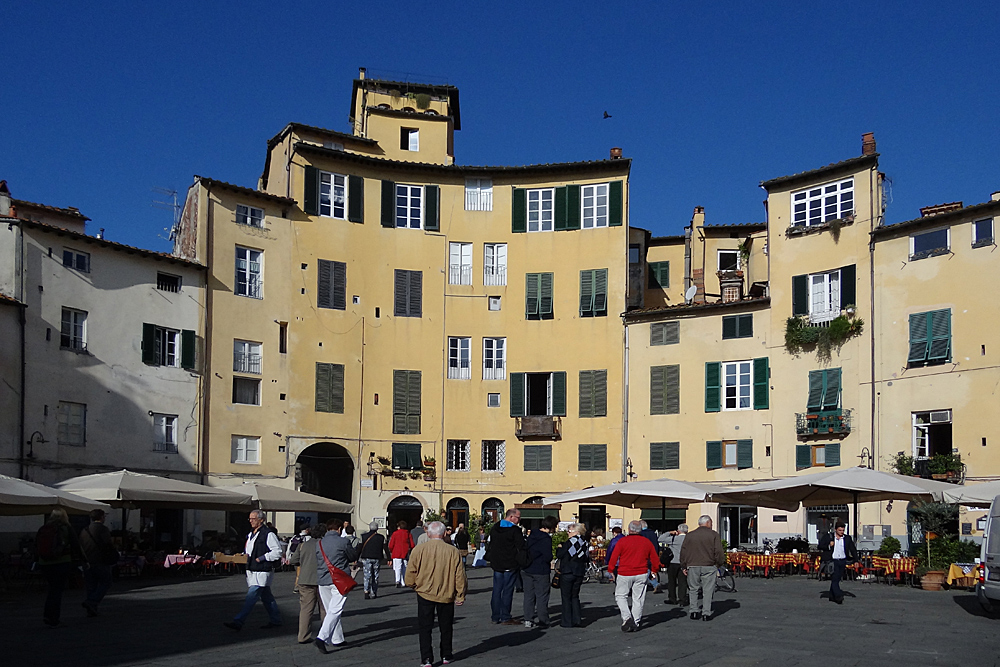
[405,521,467,667]
[679,515,725,621]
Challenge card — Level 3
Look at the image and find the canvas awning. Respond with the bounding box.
[232,482,354,513]
[543,478,736,509]
[938,480,1000,508]
[0,474,111,515]
[55,470,254,510]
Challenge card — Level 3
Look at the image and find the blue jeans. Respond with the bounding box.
[234,585,281,626]
[84,564,113,606]
[490,570,517,622]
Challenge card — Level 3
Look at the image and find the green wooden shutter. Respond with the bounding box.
[406,370,421,434]
[796,444,812,470]
[806,370,824,411]
[408,271,422,317]
[822,368,841,410]
[525,273,539,317]
[648,261,669,289]
[381,180,396,227]
[928,309,951,362]
[594,370,607,417]
[304,166,319,215]
[578,371,594,418]
[608,180,623,226]
[423,184,439,231]
[394,269,408,316]
[315,363,332,412]
[539,445,552,471]
[578,444,592,471]
[650,442,665,470]
[348,174,364,222]
[540,273,554,318]
[181,329,196,370]
[593,444,607,471]
[736,439,753,470]
[330,363,345,413]
[554,186,568,231]
[825,443,841,467]
[510,373,525,417]
[594,269,607,315]
[663,442,680,470]
[524,445,538,471]
[738,314,753,338]
[650,366,665,415]
[650,323,666,346]
[566,184,581,230]
[663,321,679,344]
[142,323,157,365]
[908,312,929,364]
[706,441,723,470]
[705,362,721,413]
[753,357,769,410]
[392,443,406,468]
[579,270,594,316]
[839,264,856,308]
[511,188,526,233]
[722,316,738,340]
[792,274,809,316]
[552,371,566,416]
[663,364,680,414]
[317,259,333,309]
[333,261,347,310]
[393,370,408,434]
[407,444,423,470]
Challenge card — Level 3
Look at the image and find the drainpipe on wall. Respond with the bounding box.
[683,225,692,292]
[869,167,879,470]
[200,187,216,484]
[621,322,629,484]
[16,221,26,479]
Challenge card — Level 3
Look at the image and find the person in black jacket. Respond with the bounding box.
[485,508,526,624]
[358,522,387,599]
[522,515,557,628]
[819,522,857,604]
[555,523,589,628]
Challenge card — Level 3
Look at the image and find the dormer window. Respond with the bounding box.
[792,177,854,227]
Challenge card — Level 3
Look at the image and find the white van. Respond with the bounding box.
[978,495,1000,613]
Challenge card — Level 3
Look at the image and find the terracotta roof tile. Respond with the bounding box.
[0,292,24,307]
[761,154,878,190]
[11,198,90,221]
[195,176,297,206]
[623,296,770,319]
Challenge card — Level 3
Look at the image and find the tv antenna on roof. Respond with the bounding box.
[152,187,181,241]
[684,285,697,304]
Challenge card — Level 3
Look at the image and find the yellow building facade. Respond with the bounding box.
[174,73,631,532]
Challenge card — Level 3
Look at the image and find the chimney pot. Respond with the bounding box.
[359,67,366,80]
[694,206,704,215]
[610,147,622,160]
[861,132,876,156]
[991,191,1000,202]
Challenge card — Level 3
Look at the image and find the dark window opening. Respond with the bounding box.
[526,373,550,416]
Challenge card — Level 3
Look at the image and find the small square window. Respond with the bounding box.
[487,393,501,408]
[233,377,261,405]
[718,249,739,271]
[62,248,90,273]
[723,441,738,467]
[488,296,501,311]
[973,219,994,248]
[813,445,826,467]
[236,204,265,227]
[910,228,950,260]
[156,272,181,293]
[401,128,419,151]
[353,295,360,304]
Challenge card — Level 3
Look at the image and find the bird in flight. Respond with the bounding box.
[603,111,612,119]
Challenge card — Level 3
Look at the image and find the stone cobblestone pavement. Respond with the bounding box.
[3,568,998,667]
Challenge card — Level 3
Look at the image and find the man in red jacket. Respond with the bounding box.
[608,520,661,632]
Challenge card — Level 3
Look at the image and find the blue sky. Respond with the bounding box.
[2,2,998,252]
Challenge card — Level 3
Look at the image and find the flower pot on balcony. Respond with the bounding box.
[423,475,436,482]
[920,570,946,591]
[931,473,948,480]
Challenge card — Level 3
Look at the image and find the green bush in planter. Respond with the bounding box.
[552,531,569,560]
[876,536,902,557]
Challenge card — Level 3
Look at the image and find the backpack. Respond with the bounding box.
[36,522,66,560]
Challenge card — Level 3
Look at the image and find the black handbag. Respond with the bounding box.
[551,565,561,589]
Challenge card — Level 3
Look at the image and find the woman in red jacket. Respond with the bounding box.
[387,521,415,587]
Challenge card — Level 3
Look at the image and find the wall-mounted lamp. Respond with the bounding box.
[26,431,47,458]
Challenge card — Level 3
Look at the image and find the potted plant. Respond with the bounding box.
[910,501,957,590]
[423,457,436,467]
[422,467,436,482]
[377,456,391,466]
[407,471,422,480]
[876,536,902,558]
[889,452,915,477]
[380,468,394,477]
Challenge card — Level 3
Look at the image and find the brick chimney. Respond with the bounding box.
[991,191,1000,202]
[861,132,876,156]
[0,180,11,217]
[920,202,963,217]
[610,147,623,160]
[691,206,706,303]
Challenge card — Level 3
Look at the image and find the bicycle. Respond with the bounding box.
[584,559,608,584]
[715,565,737,593]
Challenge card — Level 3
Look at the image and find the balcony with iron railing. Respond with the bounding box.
[796,408,852,438]
[515,416,561,440]
[233,353,262,374]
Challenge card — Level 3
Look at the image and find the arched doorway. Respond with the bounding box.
[387,495,423,533]
[296,442,354,524]
[482,497,504,525]
[446,498,469,528]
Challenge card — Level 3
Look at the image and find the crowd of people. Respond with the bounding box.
[32,505,856,663]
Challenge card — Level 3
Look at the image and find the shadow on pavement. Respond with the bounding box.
[451,626,547,660]
[952,593,997,618]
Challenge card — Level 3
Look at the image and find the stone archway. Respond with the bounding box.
[296,442,355,505]
[446,497,469,528]
[387,495,424,532]
[481,497,505,525]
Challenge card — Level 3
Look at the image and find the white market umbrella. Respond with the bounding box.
[235,481,353,513]
[543,478,737,510]
[719,466,960,538]
[55,469,253,510]
[0,474,111,515]
[939,480,1000,508]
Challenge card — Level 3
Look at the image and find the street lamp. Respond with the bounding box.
[26,431,46,458]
